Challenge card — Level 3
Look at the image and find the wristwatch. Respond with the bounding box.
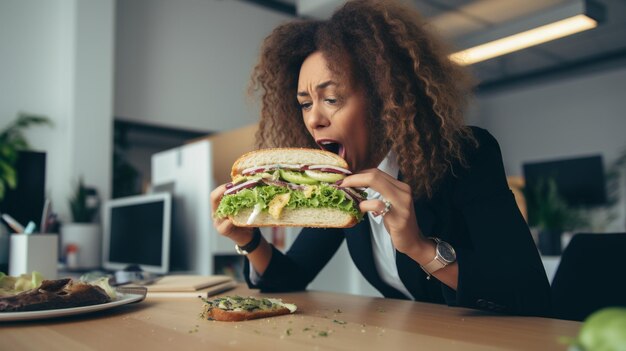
[420,237,456,279]
[235,230,262,255]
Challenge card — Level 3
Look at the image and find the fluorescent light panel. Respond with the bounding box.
[449,0,603,65]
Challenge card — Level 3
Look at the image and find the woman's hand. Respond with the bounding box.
[340,169,430,259]
[210,184,254,246]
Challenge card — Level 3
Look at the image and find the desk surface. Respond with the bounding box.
[2,285,580,351]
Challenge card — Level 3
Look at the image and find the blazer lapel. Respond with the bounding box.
[344,216,408,299]
[395,199,446,303]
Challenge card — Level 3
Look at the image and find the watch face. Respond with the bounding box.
[437,241,456,263]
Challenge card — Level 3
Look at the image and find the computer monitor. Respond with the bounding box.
[523,155,607,207]
[0,151,46,228]
[102,192,171,274]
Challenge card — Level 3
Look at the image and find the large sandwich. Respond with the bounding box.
[214,148,365,228]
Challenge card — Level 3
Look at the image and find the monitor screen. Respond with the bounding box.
[523,155,606,207]
[102,193,171,274]
[0,151,46,228]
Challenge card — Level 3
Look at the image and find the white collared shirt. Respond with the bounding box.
[365,152,415,300]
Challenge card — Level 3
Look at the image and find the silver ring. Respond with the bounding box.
[379,199,392,217]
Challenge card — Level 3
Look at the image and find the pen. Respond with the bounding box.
[40,198,51,233]
[24,221,36,235]
[1,213,25,233]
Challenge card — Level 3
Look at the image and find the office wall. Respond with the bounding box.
[0,0,114,223]
[473,66,626,175]
[472,64,626,231]
[114,0,293,132]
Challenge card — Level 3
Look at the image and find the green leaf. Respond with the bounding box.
[215,184,363,220]
[68,177,98,222]
[0,112,53,201]
[0,159,17,192]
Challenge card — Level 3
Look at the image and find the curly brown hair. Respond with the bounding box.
[250,0,476,198]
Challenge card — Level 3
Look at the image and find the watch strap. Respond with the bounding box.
[420,237,445,279]
[421,256,447,278]
[235,230,262,255]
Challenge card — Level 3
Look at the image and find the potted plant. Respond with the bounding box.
[61,178,101,269]
[525,177,587,255]
[0,113,52,201]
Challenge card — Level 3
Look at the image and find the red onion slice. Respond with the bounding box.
[242,166,273,175]
[242,164,305,175]
[242,164,351,175]
[342,187,366,201]
[342,188,364,204]
[224,179,261,195]
[307,165,352,174]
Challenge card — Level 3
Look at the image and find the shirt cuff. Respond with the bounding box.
[248,261,262,285]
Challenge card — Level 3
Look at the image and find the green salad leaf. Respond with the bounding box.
[216,184,363,220]
[0,271,45,296]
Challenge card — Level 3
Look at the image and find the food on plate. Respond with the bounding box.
[0,271,44,297]
[201,295,297,321]
[215,148,366,227]
[0,278,112,312]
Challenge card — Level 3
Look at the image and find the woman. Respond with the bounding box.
[211,0,551,316]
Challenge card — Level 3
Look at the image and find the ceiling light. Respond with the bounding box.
[450,0,605,65]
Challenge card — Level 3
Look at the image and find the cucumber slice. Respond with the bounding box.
[304,170,346,183]
[279,170,319,185]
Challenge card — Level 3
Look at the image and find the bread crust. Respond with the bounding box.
[230,207,358,228]
[231,148,349,178]
[204,306,291,321]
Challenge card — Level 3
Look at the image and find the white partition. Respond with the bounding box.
[152,140,215,275]
[151,124,257,275]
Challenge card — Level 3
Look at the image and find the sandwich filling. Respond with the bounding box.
[215,166,365,222]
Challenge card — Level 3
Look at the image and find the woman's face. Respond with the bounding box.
[297,51,372,172]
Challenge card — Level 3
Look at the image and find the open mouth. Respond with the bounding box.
[317,139,346,159]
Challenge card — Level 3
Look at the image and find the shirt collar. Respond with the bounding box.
[376,151,400,180]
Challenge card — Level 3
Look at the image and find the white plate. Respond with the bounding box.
[0,292,145,322]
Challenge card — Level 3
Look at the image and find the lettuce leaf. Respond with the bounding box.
[0,271,45,297]
[216,184,363,221]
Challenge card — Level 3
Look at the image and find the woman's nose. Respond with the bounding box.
[304,105,330,130]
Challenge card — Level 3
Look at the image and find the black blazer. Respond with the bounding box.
[244,127,551,316]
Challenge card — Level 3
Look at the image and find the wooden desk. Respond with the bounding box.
[2,285,580,350]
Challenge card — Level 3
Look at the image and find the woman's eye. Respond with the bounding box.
[325,98,337,105]
[299,102,312,110]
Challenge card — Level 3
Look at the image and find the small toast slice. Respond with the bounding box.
[201,295,297,322]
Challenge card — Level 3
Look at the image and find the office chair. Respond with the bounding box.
[551,233,626,321]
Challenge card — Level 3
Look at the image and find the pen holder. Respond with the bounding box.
[9,234,58,279]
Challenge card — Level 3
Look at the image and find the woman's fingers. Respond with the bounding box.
[210,183,228,214]
[215,217,234,234]
[211,183,255,244]
[340,168,413,220]
[359,199,390,217]
[341,169,411,203]
[211,184,237,235]
[341,170,392,194]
